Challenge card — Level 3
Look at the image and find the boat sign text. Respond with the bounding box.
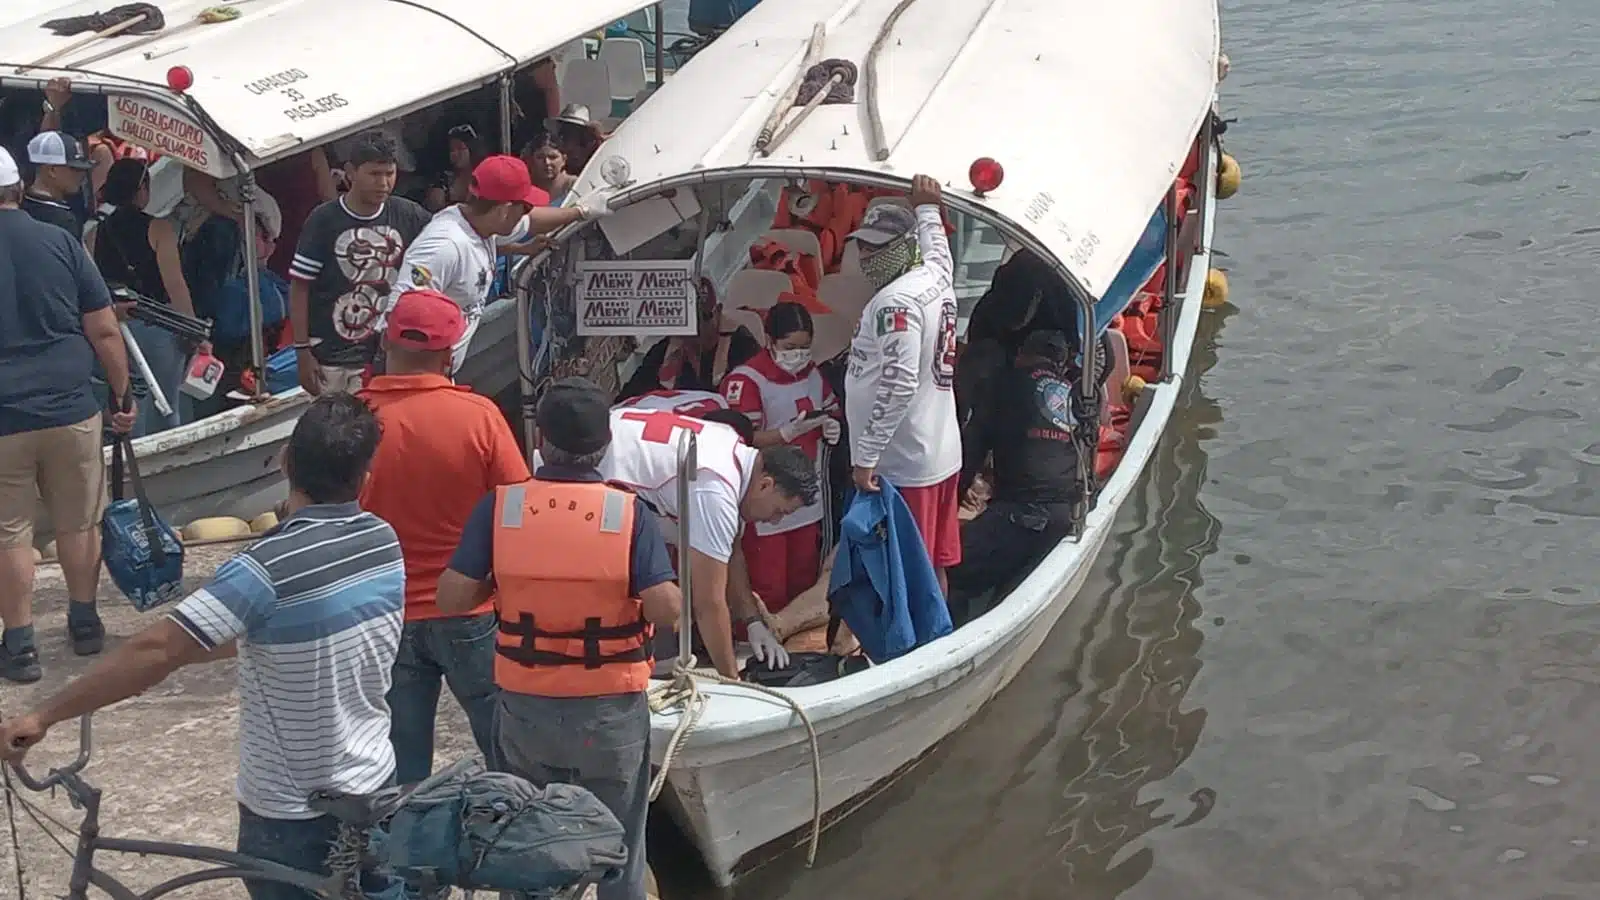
[575,260,698,337]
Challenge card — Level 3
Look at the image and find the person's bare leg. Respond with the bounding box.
[55,526,105,655]
[936,566,949,599]
[0,544,35,631]
[0,543,41,682]
[56,527,102,602]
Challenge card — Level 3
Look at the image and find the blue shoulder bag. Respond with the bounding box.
[102,426,185,612]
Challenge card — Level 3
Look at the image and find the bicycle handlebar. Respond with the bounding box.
[5,713,93,792]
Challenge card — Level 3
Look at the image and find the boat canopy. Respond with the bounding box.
[572,0,1218,300]
[0,0,655,175]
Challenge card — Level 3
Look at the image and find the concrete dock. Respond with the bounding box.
[0,544,480,898]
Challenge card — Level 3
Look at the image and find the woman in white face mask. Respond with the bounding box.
[719,298,842,614]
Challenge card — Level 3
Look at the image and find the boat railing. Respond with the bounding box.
[674,428,698,669]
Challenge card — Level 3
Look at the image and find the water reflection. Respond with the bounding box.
[665,310,1233,899]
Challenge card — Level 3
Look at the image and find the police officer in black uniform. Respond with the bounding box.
[949,330,1090,619]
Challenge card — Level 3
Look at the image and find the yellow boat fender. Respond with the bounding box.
[1217,153,1241,199]
[182,517,253,542]
[1122,374,1148,405]
[249,511,280,534]
[1202,268,1230,310]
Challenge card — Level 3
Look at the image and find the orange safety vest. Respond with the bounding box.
[491,479,651,698]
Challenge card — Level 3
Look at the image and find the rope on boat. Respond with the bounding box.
[756,22,828,156]
[647,661,825,867]
[864,0,920,161]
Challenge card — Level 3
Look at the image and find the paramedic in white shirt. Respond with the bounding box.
[593,406,817,678]
[392,154,607,372]
[843,174,964,594]
[620,388,729,418]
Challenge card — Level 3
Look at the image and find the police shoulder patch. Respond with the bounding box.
[408,263,432,287]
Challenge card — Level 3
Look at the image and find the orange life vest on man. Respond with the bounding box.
[491,479,651,698]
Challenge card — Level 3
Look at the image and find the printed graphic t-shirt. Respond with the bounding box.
[290,196,431,367]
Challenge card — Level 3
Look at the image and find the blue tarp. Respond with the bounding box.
[1091,204,1168,336]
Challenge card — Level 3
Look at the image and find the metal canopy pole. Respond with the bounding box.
[498,74,513,154]
[234,159,266,398]
[653,4,666,87]
[1159,183,1180,381]
[675,430,698,667]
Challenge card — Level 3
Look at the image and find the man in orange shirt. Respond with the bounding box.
[358,289,530,783]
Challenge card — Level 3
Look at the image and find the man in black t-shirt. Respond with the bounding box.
[948,330,1087,613]
[21,131,93,236]
[288,131,432,395]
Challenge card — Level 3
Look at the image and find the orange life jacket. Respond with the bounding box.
[491,479,651,698]
[87,132,156,164]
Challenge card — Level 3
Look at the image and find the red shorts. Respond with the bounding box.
[741,522,822,614]
[898,474,962,568]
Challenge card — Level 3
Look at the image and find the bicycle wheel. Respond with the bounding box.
[138,866,340,899]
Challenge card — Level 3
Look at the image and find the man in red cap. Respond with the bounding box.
[357,288,531,783]
[391,154,611,374]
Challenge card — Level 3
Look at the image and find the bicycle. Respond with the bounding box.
[2,714,595,900]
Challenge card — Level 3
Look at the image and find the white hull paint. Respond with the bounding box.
[35,298,519,543]
[650,161,1219,889]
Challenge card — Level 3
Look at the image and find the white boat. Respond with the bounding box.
[552,0,1224,885]
[0,0,663,539]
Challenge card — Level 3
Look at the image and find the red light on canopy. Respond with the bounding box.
[166,66,194,93]
[968,157,1004,195]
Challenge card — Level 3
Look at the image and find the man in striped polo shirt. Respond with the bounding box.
[0,394,407,900]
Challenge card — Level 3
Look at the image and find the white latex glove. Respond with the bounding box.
[746,621,790,670]
[820,417,841,444]
[576,192,612,220]
[777,413,824,443]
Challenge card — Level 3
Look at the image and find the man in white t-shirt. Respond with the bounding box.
[843,174,963,593]
[393,155,608,373]
[596,406,816,677]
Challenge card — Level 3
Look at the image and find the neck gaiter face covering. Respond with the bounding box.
[859,235,922,292]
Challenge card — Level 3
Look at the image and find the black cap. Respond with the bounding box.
[1019,329,1071,368]
[537,377,612,456]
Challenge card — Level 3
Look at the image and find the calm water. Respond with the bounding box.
[665,0,1600,897]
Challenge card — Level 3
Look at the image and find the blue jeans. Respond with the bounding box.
[387,613,499,784]
[236,804,404,900]
[123,319,187,436]
[494,692,651,900]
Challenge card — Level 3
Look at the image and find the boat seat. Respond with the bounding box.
[761,228,822,262]
[560,59,614,124]
[838,239,862,276]
[600,38,649,101]
[549,38,588,84]
[814,273,874,362]
[723,269,791,344]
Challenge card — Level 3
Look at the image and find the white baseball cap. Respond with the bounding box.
[0,146,18,188]
[27,131,93,170]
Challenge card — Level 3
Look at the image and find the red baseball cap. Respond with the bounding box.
[386,289,466,351]
[471,155,550,208]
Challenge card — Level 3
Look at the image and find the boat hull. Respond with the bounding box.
[32,297,520,546]
[660,523,1109,884]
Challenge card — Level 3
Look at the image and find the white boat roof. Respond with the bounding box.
[0,0,651,172]
[576,0,1219,297]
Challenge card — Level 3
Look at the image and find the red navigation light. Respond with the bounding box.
[968,157,1004,195]
[166,66,194,93]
